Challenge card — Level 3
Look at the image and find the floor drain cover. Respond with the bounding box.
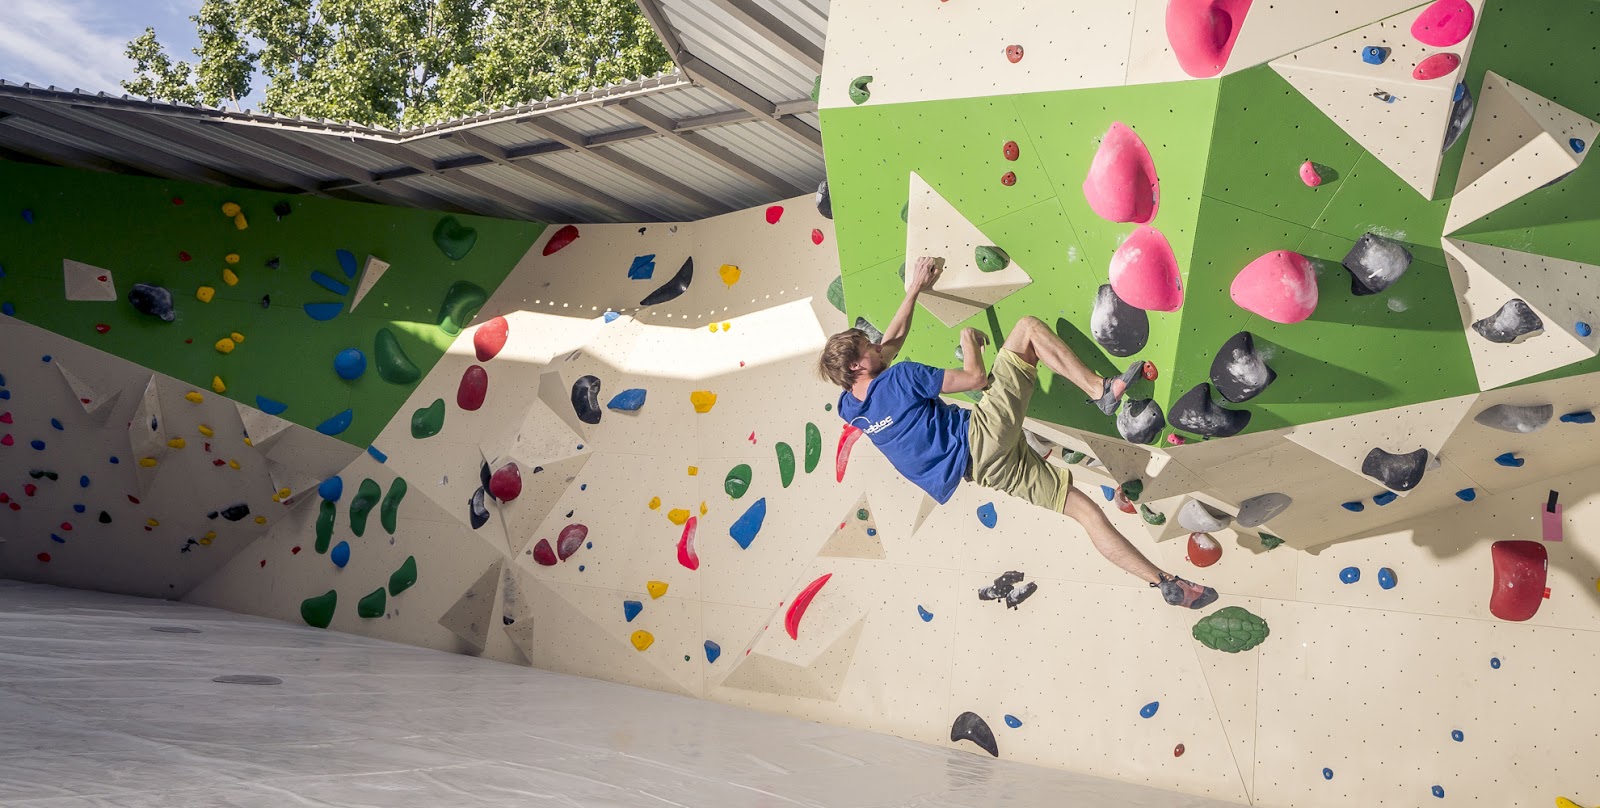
[212,675,282,685]
[150,626,202,633]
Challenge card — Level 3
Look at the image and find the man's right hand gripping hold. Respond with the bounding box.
[817,256,1218,610]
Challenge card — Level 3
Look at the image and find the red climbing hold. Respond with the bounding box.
[489,462,522,502]
[1,435,13,446]
[542,225,580,256]
[1003,141,1019,161]
[1005,44,1024,63]
[0,413,10,423]
[178,251,191,262]
[836,424,863,483]
[1175,744,1186,757]
[94,324,110,334]
[1109,225,1183,312]
[1187,532,1223,568]
[765,205,784,224]
[1083,122,1160,224]
[128,495,141,504]
[811,229,824,246]
[1411,0,1474,47]
[260,559,266,567]
[457,365,488,411]
[785,573,833,640]
[291,546,301,554]
[1230,250,1318,324]
[171,197,184,206]
[532,538,558,566]
[37,553,50,563]
[678,515,700,570]
[1166,0,1251,78]
[557,523,588,561]
[1490,540,1547,622]
[24,484,36,497]
[1412,52,1461,81]
[59,522,72,532]
[1001,171,1017,187]
[474,316,509,362]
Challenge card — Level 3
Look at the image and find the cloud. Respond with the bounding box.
[0,0,142,93]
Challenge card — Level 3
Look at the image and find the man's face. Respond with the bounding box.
[850,341,885,379]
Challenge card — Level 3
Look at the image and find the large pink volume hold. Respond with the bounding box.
[1166,0,1253,78]
[1230,250,1318,324]
[1411,0,1474,47]
[1108,226,1184,312]
[1083,123,1160,224]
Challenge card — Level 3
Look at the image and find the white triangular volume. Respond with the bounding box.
[437,559,505,652]
[233,400,293,450]
[1267,4,1470,86]
[264,458,322,504]
[904,171,1033,327]
[348,255,390,312]
[127,376,166,461]
[1442,238,1600,391]
[1284,394,1478,494]
[62,259,117,301]
[1445,72,1599,234]
[56,361,117,416]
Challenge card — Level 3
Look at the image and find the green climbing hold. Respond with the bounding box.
[437,280,488,336]
[725,463,753,499]
[857,508,869,521]
[975,246,1011,273]
[810,75,821,104]
[848,75,872,105]
[315,500,336,554]
[826,276,846,314]
[1140,504,1166,526]
[357,587,387,618]
[300,590,337,629]
[389,555,418,596]
[381,477,407,535]
[1121,479,1144,502]
[804,422,821,473]
[1259,533,1285,550]
[776,442,796,488]
[1193,606,1271,653]
[375,328,421,385]
[349,478,381,537]
[900,201,909,223]
[1064,450,1087,464]
[433,216,478,260]
[411,398,445,439]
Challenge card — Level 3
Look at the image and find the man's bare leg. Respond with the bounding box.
[1061,487,1164,583]
[1000,315,1141,400]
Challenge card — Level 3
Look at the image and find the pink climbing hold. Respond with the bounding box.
[677,516,699,570]
[532,538,558,566]
[1412,52,1462,81]
[557,523,588,561]
[474,316,509,362]
[1108,226,1184,312]
[765,205,784,224]
[1411,0,1474,47]
[457,365,488,411]
[1299,160,1323,187]
[811,229,824,246]
[1083,122,1160,224]
[1230,250,1319,324]
[785,573,833,640]
[836,424,863,483]
[1166,0,1252,78]
[489,462,522,502]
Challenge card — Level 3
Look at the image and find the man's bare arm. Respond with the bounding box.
[879,256,941,364]
[942,328,989,393]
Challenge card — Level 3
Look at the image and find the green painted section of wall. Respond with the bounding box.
[0,162,541,447]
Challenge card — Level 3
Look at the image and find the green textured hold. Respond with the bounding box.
[899,201,909,223]
[381,477,407,535]
[826,275,846,313]
[437,280,488,336]
[1140,504,1166,526]
[804,422,821,473]
[315,500,336,554]
[975,245,1011,273]
[357,587,387,618]
[1259,533,1285,550]
[848,75,872,105]
[411,398,445,439]
[349,478,381,537]
[389,555,418,596]
[1193,606,1270,653]
[1064,450,1087,464]
[374,328,421,384]
[725,463,753,499]
[300,590,337,629]
[433,216,477,260]
[810,75,821,104]
[776,442,796,488]
[857,508,869,521]
[1121,479,1144,502]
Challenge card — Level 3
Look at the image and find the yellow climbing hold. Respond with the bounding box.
[228,459,240,470]
[198,425,214,438]
[687,466,698,476]
[211,376,226,393]
[690,391,717,413]
[222,268,239,286]
[166,438,186,449]
[138,457,158,468]
[648,496,661,510]
[721,322,730,331]
[146,518,160,527]
[198,536,213,546]
[667,508,690,525]
[254,516,267,525]
[647,581,668,599]
[234,213,248,230]
[184,391,204,403]
[272,492,282,503]
[719,264,741,286]
[243,437,253,446]
[204,531,216,541]
[196,286,215,303]
[225,253,240,264]
[277,487,291,499]
[630,630,654,651]
[699,501,708,516]
[708,323,718,333]
[230,332,244,343]
[1556,799,1586,808]
[221,202,241,217]
[215,338,235,354]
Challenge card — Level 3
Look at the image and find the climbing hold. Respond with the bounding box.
[433,216,478,260]
[1236,493,1291,528]
[1491,540,1548,622]
[630,630,654,651]
[724,463,753,499]
[775,442,796,488]
[214,337,237,355]
[348,479,380,537]
[1451,729,1464,742]
[801,423,822,475]
[1187,532,1222,568]
[1362,447,1429,491]
[196,286,215,303]
[320,476,344,502]
[379,478,406,535]
[316,408,353,436]
[1323,768,1334,780]
[918,606,934,622]
[1139,701,1160,719]
[854,316,884,344]
[1230,250,1318,323]
[1561,410,1596,424]
[128,283,176,321]
[1340,566,1361,584]
[1474,403,1552,433]
[1083,122,1160,224]
[489,463,521,502]
[471,316,509,362]
[1259,533,1285,550]
[1108,225,1182,311]
[1141,504,1167,526]
[1210,331,1275,403]
[765,205,784,224]
[1412,0,1474,47]
[557,524,587,561]
[951,712,999,757]
[1374,491,1398,506]
[677,516,699,570]
[1456,488,1477,501]
[541,225,580,257]
[1378,567,1397,589]
[1090,284,1150,358]
[977,502,998,528]
[848,75,872,105]
[1000,171,1016,187]
[333,348,367,380]
[1117,398,1165,445]
[1361,45,1390,65]
[1578,322,1593,337]
[457,365,488,411]
[1299,160,1323,187]
[437,281,488,336]
[531,539,558,566]
[311,271,349,296]
[1490,656,1501,669]
[374,328,421,384]
[729,498,767,549]
[717,263,742,287]
[1343,233,1413,296]
[1472,299,1543,344]
[411,398,445,439]
[836,423,863,482]
[389,556,418,595]
[222,268,240,287]
[1166,0,1248,77]
[1004,44,1024,63]
[623,600,643,622]
[1193,605,1270,653]
[357,588,386,619]
[1432,786,1445,799]
[646,581,668,599]
[1170,383,1251,438]
[331,540,351,568]
[570,375,601,424]
[785,573,832,640]
[1413,52,1461,80]
[314,500,337,554]
[300,590,337,628]
[975,246,1011,273]
[1443,82,1476,152]
[468,486,491,529]
[1494,452,1524,468]
[640,257,693,306]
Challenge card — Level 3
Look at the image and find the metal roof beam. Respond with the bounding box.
[633,0,687,62]
[700,0,824,73]
[673,54,823,154]
[232,125,475,213]
[449,131,649,222]
[518,117,722,214]
[0,122,152,176]
[92,108,328,195]
[350,139,564,221]
[615,98,803,196]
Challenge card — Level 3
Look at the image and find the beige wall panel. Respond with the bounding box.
[1442,239,1598,390]
[1440,373,1600,494]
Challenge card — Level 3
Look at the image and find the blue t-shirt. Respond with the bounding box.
[838,361,970,504]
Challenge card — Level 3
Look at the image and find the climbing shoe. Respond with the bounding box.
[1154,573,1218,610]
[1094,361,1150,415]
[1003,581,1037,609]
[978,570,1025,602]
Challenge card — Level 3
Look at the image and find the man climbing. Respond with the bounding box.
[817,256,1218,610]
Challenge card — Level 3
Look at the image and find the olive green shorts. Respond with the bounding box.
[966,349,1072,513]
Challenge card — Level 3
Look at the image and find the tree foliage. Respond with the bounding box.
[122,0,672,127]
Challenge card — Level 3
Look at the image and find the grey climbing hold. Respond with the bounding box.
[1343,233,1413,296]
[1472,299,1543,344]
[1170,383,1251,438]
[950,711,999,757]
[1210,331,1275,403]
[1474,403,1553,433]
[816,179,833,219]
[128,283,176,322]
[1236,493,1292,528]
[1117,398,1165,445]
[1442,82,1474,153]
[1091,284,1149,358]
[1178,499,1232,533]
[854,316,884,344]
[1362,447,1429,492]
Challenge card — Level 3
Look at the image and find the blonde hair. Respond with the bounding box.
[817,329,872,389]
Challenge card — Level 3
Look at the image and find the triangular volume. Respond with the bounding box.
[535,368,595,441]
[264,458,323,506]
[1266,4,1471,86]
[1223,0,1457,75]
[62,259,117,301]
[513,576,699,697]
[437,559,505,652]
[1284,394,1478,494]
[1442,239,1600,390]
[1446,72,1599,233]
[819,494,886,560]
[904,171,1033,326]
[494,453,591,556]
[1190,596,1264,802]
[719,616,867,701]
[56,361,118,417]
[235,401,294,451]
[126,376,166,495]
[348,255,391,312]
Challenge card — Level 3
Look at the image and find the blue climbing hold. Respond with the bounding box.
[316,408,354,436]
[1455,488,1476,502]
[109,456,120,464]
[79,475,89,488]
[580,484,587,491]
[977,502,998,528]
[704,640,722,663]
[1561,410,1595,424]
[51,533,66,543]
[917,605,933,622]
[1139,701,1159,719]
[606,388,648,411]
[1004,715,1022,728]
[310,271,350,296]
[866,528,877,537]
[1490,656,1501,669]
[1451,729,1464,742]
[1341,501,1365,512]
[1577,322,1593,337]
[73,504,85,513]
[1340,566,1361,584]
[333,348,367,380]
[1494,452,1524,468]
[586,542,592,549]
[41,355,52,363]
[256,396,289,415]
[627,254,657,280]
[0,389,9,399]
[50,418,62,430]
[1323,768,1334,780]
[319,476,344,502]
[30,439,44,450]
[1378,567,1397,589]
[367,445,388,463]
[1100,485,1116,501]
[603,311,620,323]
[1362,45,1390,64]
[623,600,643,622]
[335,249,358,279]
[0,303,13,317]
[303,302,343,321]
[1572,138,1587,154]
[331,540,350,568]
[21,209,33,223]
[1373,491,1397,506]
[729,497,767,549]
[578,565,584,571]
[1433,786,1445,799]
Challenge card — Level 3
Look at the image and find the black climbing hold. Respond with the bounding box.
[128,283,176,322]
[260,295,270,309]
[98,510,111,524]
[265,257,281,270]
[273,201,292,220]
[1090,284,1149,357]
[854,316,884,344]
[469,486,490,530]
[1209,331,1276,403]
[950,711,999,757]
[639,257,693,306]
[479,460,493,492]
[816,179,833,220]
[1117,398,1165,445]
[1343,233,1413,296]
[219,503,250,521]
[1474,403,1553,433]
[1442,82,1474,153]
[1472,299,1543,344]
[1361,447,1429,492]
[206,511,219,520]
[571,375,602,425]
[503,615,515,625]
[1236,493,1292,528]
[1170,383,1251,438]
